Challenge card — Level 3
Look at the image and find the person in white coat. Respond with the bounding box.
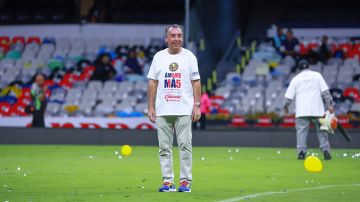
[284,60,334,160]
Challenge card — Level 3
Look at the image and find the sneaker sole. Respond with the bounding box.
[178,189,191,193]
[159,188,177,192]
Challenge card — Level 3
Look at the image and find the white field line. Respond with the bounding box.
[218,183,360,202]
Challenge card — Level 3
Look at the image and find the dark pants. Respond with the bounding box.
[192,113,207,130]
[32,110,45,128]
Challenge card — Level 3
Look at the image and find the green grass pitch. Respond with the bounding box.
[1,145,359,202]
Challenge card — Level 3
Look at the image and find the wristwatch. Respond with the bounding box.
[194,102,201,107]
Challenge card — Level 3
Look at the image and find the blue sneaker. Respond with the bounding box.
[159,182,176,192]
[178,180,191,192]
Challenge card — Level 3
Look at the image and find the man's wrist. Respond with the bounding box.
[194,102,201,108]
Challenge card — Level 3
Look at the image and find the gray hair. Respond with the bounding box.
[165,24,183,36]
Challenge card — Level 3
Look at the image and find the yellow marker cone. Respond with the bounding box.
[304,156,323,173]
[121,145,132,156]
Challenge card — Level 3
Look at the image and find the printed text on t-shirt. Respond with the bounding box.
[164,72,182,88]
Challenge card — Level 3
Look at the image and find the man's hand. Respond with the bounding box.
[192,105,201,122]
[148,107,156,123]
[283,98,292,115]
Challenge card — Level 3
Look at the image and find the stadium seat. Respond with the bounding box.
[350,103,360,112]
[299,43,309,55]
[0,36,10,45]
[27,36,41,44]
[307,42,319,52]
[42,37,56,45]
[0,44,10,53]
[134,102,147,114]
[349,43,360,58]
[11,102,27,116]
[338,43,352,58]
[46,102,61,116]
[6,50,21,59]
[94,104,114,116]
[17,96,31,106]
[103,80,119,92]
[343,87,360,102]
[87,80,103,91]
[0,102,11,116]
[12,36,26,44]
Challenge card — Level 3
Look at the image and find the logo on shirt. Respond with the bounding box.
[192,71,199,77]
[169,62,179,72]
[165,94,181,102]
[164,72,182,88]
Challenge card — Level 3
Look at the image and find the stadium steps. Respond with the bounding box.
[244,0,286,42]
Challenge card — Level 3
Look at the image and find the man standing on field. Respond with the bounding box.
[147,24,201,193]
[284,59,333,160]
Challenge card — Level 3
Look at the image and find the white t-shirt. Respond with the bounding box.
[147,48,200,116]
[285,70,329,118]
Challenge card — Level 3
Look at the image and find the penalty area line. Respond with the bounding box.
[218,183,360,202]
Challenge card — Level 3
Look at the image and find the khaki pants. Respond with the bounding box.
[156,115,192,183]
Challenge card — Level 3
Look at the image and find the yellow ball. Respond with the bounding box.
[304,156,323,173]
[121,145,132,156]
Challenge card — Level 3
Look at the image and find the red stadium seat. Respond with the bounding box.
[63,73,79,84]
[299,43,309,55]
[0,102,11,116]
[0,36,10,45]
[21,88,32,98]
[0,44,10,53]
[353,43,360,54]
[338,43,352,58]
[59,80,73,89]
[79,66,95,81]
[299,42,318,56]
[27,36,41,44]
[12,102,27,116]
[349,43,360,58]
[12,36,26,44]
[343,87,360,102]
[45,79,54,85]
[307,42,319,51]
[18,96,31,106]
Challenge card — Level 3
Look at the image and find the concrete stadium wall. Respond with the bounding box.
[0,127,359,149]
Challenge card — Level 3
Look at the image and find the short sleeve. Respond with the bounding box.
[284,79,296,100]
[189,53,200,80]
[147,55,158,80]
[319,74,329,92]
